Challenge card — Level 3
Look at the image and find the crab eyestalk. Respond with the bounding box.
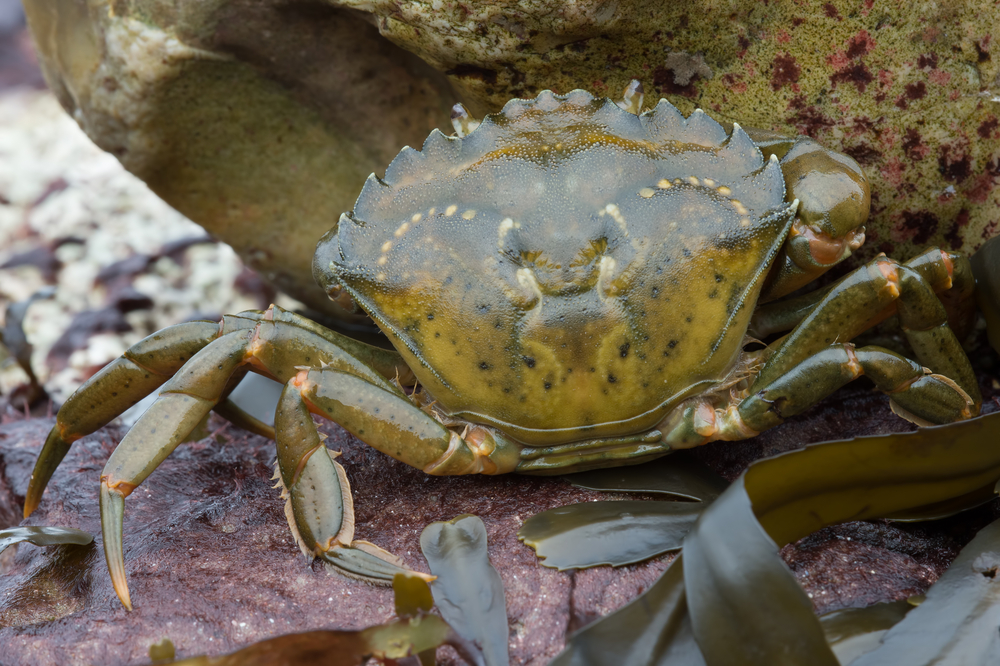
[450,103,480,138]
[617,79,644,115]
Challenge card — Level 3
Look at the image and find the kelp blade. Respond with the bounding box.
[549,555,705,666]
[420,514,508,666]
[393,573,435,618]
[852,517,1000,665]
[745,412,1000,545]
[552,412,1000,666]
[565,453,728,501]
[684,476,838,665]
[164,615,451,665]
[0,526,93,555]
[393,574,438,666]
[819,601,912,665]
[518,500,702,569]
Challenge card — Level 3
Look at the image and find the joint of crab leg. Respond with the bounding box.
[100,477,132,610]
[424,427,521,476]
[661,398,759,450]
[876,257,901,299]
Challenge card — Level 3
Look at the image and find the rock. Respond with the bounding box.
[22,1,1000,318]
[1,365,998,664]
[22,0,457,319]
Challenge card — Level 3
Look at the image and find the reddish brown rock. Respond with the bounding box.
[1,360,998,665]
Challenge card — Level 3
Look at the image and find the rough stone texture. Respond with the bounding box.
[21,1,1000,319]
[0,360,997,664]
[345,0,1000,264]
[0,413,670,665]
[22,0,458,319]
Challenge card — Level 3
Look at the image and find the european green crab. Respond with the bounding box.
[23,81,981,610]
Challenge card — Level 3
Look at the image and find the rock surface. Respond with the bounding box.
[1,366,998,665]
[21,1,1000,317]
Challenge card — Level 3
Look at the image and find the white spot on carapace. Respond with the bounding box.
[657,179,672,189]
[597,255,618,298]
[497,217,515,246]
[703,178,716,188]
[462,209,477,220]
[639,187,655,198]
[732,200,749,216]
[516,267,543,304]
[740,218,751,227]
[381,241,392,253]
[411,213,422,223]
[717,185,732,196]
[395,222,410,237]
[603,203,628,235]
[445,205,458,216]
[376,272,387,281]
[687,176,700,186]
[428,207,437,216]
[377,255,388,266]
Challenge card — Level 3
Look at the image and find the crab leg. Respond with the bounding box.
[25,307,412,517]
[99,329,254,609]
[751,252,979,405]
[750,248,975,339]
[662,343,975,449]
[741,130,870,302]
[289,367,522,477]
[91,306,514,609]
[662,252,980,448]
[273,382,436,582]
[23,320,223,516]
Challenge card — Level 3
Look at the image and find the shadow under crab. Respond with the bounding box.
[22,83,982,611]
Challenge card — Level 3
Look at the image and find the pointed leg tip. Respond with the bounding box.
[100,479,132,610]
[115,583,134,612]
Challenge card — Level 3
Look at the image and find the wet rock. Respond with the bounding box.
[21,0,457,319]
[1,367,998,664]
[0,413,669,665]
[20,1,1000,325]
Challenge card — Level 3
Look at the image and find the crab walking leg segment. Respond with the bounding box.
[100,329,253,609]
[26,307,411,518]
[291,367,522,477]
[24,320,223,517]
[750,248,974,339]
[90,305,480,609]
[274,380,435,583]
[662,252,979,449]
[270,366,520,581]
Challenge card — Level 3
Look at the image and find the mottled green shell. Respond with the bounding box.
[317,90,797,445]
